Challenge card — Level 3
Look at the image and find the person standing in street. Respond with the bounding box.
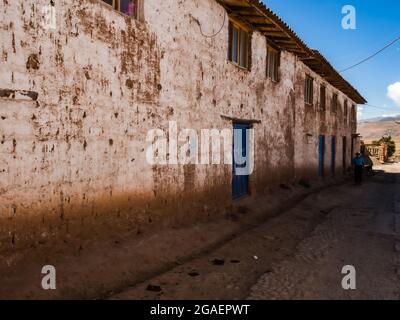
[353,152,365,185]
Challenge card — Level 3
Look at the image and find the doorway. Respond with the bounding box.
[319,135,325,178]
[232,123,251,199]
[331,136,336,176]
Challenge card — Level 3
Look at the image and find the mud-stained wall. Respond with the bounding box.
[0,0,357,253]
[144,0,356,188]
[0,0,166,252]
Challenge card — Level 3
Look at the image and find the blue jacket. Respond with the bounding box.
[353,156,365,167]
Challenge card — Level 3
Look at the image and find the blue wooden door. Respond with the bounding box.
[319,135,325,177]
[232,123,250,199]
[331,136,336,176]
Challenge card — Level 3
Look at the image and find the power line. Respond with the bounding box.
[191,12,227,38]
[340,35,400,73]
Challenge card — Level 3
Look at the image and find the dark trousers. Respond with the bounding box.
[354,165,363,184]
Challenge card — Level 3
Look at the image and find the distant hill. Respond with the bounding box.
[358,116,400,140]
[359,115,400,124]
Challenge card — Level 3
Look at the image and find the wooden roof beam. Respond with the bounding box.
[252,23,276,28]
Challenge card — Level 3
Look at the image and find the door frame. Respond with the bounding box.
[232,122,251,199]
[331,135,336,176]
[342,136,347,174]
[319,135,325,178]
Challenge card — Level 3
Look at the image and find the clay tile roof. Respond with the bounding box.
[217,0,367,104]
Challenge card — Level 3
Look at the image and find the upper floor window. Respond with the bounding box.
[319,85,326,110]
[351,105,357,123]
[228,20,251,70]
[344,99,348,122]
[101,0,140,19]
[266,44,280,82]
[332,93,338,113]
[304,75,314,105]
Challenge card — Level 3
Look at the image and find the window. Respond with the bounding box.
[101,0,140,19]
[319,85,326,110]
[332,93,338,113]
[266,45,280,82]
[228,20,251,70]
[351,105,357,123]
[344,99,348,122]
[304,75,314,105]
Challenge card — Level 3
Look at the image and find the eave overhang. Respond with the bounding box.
[216,0,367,104]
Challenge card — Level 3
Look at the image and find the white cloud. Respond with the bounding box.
[357,106,364,118]
[382,113,400,118]
[387,82,400,107]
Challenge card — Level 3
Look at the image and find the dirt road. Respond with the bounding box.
[113,164,400,300]
[2,164,399,300]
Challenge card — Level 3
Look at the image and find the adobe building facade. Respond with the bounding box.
[0,0,365,254]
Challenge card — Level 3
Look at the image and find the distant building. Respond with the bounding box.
[363,142,388,164]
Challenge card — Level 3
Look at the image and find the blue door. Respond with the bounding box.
[319,135,325,177]
[232,123,250,199]
[331,136,336,176]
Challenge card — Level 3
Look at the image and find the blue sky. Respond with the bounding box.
[262,0,400,119]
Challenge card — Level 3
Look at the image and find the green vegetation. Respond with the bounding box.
[372,136,396,157]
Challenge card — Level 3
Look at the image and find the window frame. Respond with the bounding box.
[319,84,326,111]
[331,93,338,114]
[100,0,142,20]
[228,19,251,70]
[344,99,348,123]
[266,43,280,82]
[351,104,357,123]
[304,75,314,105]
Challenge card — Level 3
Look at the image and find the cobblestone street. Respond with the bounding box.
[249,164,400,299]
[2,165,399,300]
[113,164,400,300]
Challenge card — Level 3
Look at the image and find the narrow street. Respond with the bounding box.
[2,0,399,308]
[112,164,400,300]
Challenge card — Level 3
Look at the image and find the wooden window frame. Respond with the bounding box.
[228,19,251,70]
[344,99,348,123]
[266,43,280,82]
[332,93,338,114]
[351,104,357,123]
[100,0,143,20]
[304,75,314,105]
[319,84,326,111]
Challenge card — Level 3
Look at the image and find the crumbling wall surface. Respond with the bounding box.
[292,60,356,179]
[0,0,168,253]
[144,0,300,195]
[0,0,357,256]
[144,0,355,190]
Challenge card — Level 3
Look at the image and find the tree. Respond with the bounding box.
[378,135,396,157]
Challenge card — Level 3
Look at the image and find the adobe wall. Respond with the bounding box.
[0,0,357,254]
